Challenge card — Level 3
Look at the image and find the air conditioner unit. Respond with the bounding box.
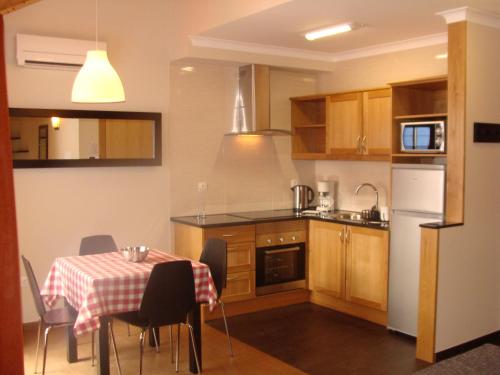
[16,34,107,70]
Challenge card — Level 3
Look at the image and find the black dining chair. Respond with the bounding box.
[200,238,233,356]
[110,260,201,375]
[22,255,78,375]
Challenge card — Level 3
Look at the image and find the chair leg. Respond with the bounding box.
[91,331,95,366]
[169,325,174,363]
[187,323,202,374]
[34,319,42,374]
[139,329,146,375]
[152,327,160,353]
[220,300,234,356]
[108,321,123,375]
[41,326,51,375]
[127,324,131,336]
[175,324,180,373]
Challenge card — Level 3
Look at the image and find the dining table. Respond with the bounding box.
[40,249,218,375]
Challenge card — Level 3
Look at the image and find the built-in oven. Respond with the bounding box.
[256,240,306,296]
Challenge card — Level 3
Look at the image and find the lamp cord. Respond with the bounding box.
[95,0,98,50]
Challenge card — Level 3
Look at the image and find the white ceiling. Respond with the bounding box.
[198,0,500,54]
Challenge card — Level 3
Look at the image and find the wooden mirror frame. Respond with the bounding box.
[9,108,162,168]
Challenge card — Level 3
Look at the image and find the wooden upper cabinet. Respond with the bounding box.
[327,92,363,157]
[363,89,392,156]
[326,88,391,160]
[309,221,345,299]
[291,88,391,161]
[345,226,389,311]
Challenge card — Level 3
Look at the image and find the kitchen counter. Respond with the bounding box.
[171,209,389,230]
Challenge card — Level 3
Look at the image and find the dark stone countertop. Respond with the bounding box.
[170,209,389,231]
[420,221,464,229]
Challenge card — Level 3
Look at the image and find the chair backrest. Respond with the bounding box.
[79,235,117,256]
[199,238,227,297]
[21,255,46,317]
[139,261,195,327]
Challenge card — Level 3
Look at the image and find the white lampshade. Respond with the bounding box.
[71,50,125,103]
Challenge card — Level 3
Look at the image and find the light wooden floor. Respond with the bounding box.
[23,320,305,375]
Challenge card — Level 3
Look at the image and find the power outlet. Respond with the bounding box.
[197,181,208,192]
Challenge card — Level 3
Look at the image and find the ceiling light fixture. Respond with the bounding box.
[435,53,448,60]
[305,23,354,41]
[71,0,125,103]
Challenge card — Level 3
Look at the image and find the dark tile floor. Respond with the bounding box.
[209,303,429,375]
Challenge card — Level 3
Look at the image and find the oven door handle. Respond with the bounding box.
[264,246,302,255]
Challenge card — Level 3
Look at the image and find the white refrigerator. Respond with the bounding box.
[388,164,445,336]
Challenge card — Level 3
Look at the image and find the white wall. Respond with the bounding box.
[168,60,317,217]
[5,0,170,322]
[435,22,500,351]
[315,44,447,212]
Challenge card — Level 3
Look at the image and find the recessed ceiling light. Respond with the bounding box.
[181,66,194,72]
[435,53,448,60]
[305,23,354,41]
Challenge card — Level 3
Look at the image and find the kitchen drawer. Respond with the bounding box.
[221,271,256,303]
[227,242,255,273]
[204,224,255,244]
[256,230,306,247]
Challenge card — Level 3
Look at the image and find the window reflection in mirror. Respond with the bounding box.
[9,109,161,168]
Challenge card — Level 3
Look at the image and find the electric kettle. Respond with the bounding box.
[291,184,315,212]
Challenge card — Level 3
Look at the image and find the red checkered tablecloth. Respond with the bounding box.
[40,249,217,336]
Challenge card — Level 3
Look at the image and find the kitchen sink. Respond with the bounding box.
[335,212,362,221]
[332,212,387,227]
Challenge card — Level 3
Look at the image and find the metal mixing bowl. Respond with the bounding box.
[119,246,150,262]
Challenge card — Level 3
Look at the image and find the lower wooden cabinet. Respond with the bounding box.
[345,226,389,311]
[222,270,256,303]
[174,223,256,303]
[309,221,389,316]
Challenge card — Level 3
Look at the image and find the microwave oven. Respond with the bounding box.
[400,120,445,153]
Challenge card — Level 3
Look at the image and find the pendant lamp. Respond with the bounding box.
[71,0,125,103]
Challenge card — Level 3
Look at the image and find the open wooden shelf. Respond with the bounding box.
[394,113,447,120]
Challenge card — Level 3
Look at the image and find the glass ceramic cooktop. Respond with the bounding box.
[230,209,300,220]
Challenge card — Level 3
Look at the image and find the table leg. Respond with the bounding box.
[65,301,78,363]
[96,316,110,375]
[189,303,202,374]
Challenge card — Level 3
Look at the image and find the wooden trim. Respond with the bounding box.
[0,0,39,15]
[389,75,448,87]
[203,289,310,321]
[0,15,25,375]
[435,330,500,361]
[445,22,466,222]
[310,291,387,326]
[416,228,440,363]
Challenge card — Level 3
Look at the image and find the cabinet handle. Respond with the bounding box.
[346,228,351,243]
[339,230,344,242]
[361,135,367,154]
[356,135,361,153]
[222,234,235,237]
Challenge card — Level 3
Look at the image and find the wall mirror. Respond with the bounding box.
[9,108,162,168]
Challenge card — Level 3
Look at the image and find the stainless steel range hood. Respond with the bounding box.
[227,64,291,136]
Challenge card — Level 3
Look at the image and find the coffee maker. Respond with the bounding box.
[317,181,334,212]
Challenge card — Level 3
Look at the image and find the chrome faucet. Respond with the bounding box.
[354,183,379,212]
